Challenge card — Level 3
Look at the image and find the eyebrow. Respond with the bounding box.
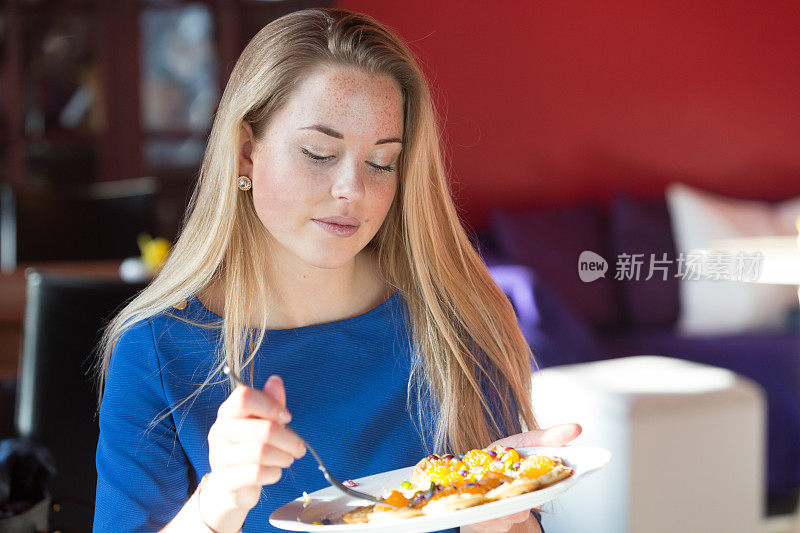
[299,124,402,145]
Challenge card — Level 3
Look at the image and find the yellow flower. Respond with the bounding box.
[137,233,171,273]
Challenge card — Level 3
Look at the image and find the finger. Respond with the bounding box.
[537,423,582,446]
[502,509,533,523]
[263,375,287,410]
[214,418,306,458]
[485,509,530,526]
[470,508,531,533]
[218,385,291,424]
[492,423,582,448]
[211,442,295,469]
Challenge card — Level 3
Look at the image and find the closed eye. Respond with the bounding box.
[303,148,396,173]
[367,161,396,173]
[301,147,334,162]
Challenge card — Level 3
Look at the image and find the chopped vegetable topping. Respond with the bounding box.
[519,455,556,479]
[463,449,494,469]
[377,490,409,510]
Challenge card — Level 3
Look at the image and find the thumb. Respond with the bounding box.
[492,423,583,448]
[536,423,583,446]
[263,374,287,409]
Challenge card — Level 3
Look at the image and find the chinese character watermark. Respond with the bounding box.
[578,251,763,282]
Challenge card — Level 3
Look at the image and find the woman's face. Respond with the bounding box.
[240,66,403,271]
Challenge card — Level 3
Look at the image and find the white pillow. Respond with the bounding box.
[665,183,800,335]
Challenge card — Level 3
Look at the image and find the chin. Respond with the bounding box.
[300,247,360,270]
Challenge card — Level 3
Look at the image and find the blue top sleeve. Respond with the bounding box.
[94,319,194,531]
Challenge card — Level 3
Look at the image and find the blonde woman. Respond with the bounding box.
[94,8,580,533]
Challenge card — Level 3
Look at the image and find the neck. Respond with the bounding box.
[266,250,381,329]
[200,248,391,330]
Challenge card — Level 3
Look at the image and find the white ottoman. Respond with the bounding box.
[531,356,766,533]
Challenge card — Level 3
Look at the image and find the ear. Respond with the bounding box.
[238,121,256,177]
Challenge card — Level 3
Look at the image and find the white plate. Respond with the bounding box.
[270,445,611,532]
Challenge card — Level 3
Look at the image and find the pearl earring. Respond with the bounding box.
[237,175,252,191]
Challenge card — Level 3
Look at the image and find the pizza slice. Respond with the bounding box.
[341,446,573,524]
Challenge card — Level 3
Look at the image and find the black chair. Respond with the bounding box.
[14,272,145,532]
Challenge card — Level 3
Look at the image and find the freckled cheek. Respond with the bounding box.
[251,174,318,230]
[252,188,293,224]
[365,178,398,228]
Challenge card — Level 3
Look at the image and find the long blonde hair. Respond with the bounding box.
[96,8,537,453]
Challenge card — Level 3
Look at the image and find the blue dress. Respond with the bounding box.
[94,292,462,532]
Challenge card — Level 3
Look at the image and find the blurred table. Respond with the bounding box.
[697,235,800,307]
[0,260,121,378]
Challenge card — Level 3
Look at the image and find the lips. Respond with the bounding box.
[312,216,361,238]
[313,216,361,227]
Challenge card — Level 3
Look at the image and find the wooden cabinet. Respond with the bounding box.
[0,0,328,240]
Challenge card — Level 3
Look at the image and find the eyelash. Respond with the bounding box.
[301,148,396,173]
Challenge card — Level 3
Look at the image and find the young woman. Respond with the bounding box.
[93,8,580,533]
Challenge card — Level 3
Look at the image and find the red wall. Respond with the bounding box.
[337,1,800,228]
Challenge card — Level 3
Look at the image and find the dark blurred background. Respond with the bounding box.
[0,0,330,254]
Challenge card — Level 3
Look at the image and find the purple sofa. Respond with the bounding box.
[483,195,800,513]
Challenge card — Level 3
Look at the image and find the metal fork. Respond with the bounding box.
[222,365,397,508]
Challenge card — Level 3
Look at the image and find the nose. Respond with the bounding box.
[330,159,366,202]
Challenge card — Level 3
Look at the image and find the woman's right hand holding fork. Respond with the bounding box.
[199,375,306,533]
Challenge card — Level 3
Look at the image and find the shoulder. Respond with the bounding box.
[114,304,183,348]
[113,300,216,364]
[113,317,157,361]
[105,301,217,404]
[103,318,163,410]
[138,298,218,338]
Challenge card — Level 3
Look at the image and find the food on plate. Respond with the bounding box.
[341,446,573,524]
